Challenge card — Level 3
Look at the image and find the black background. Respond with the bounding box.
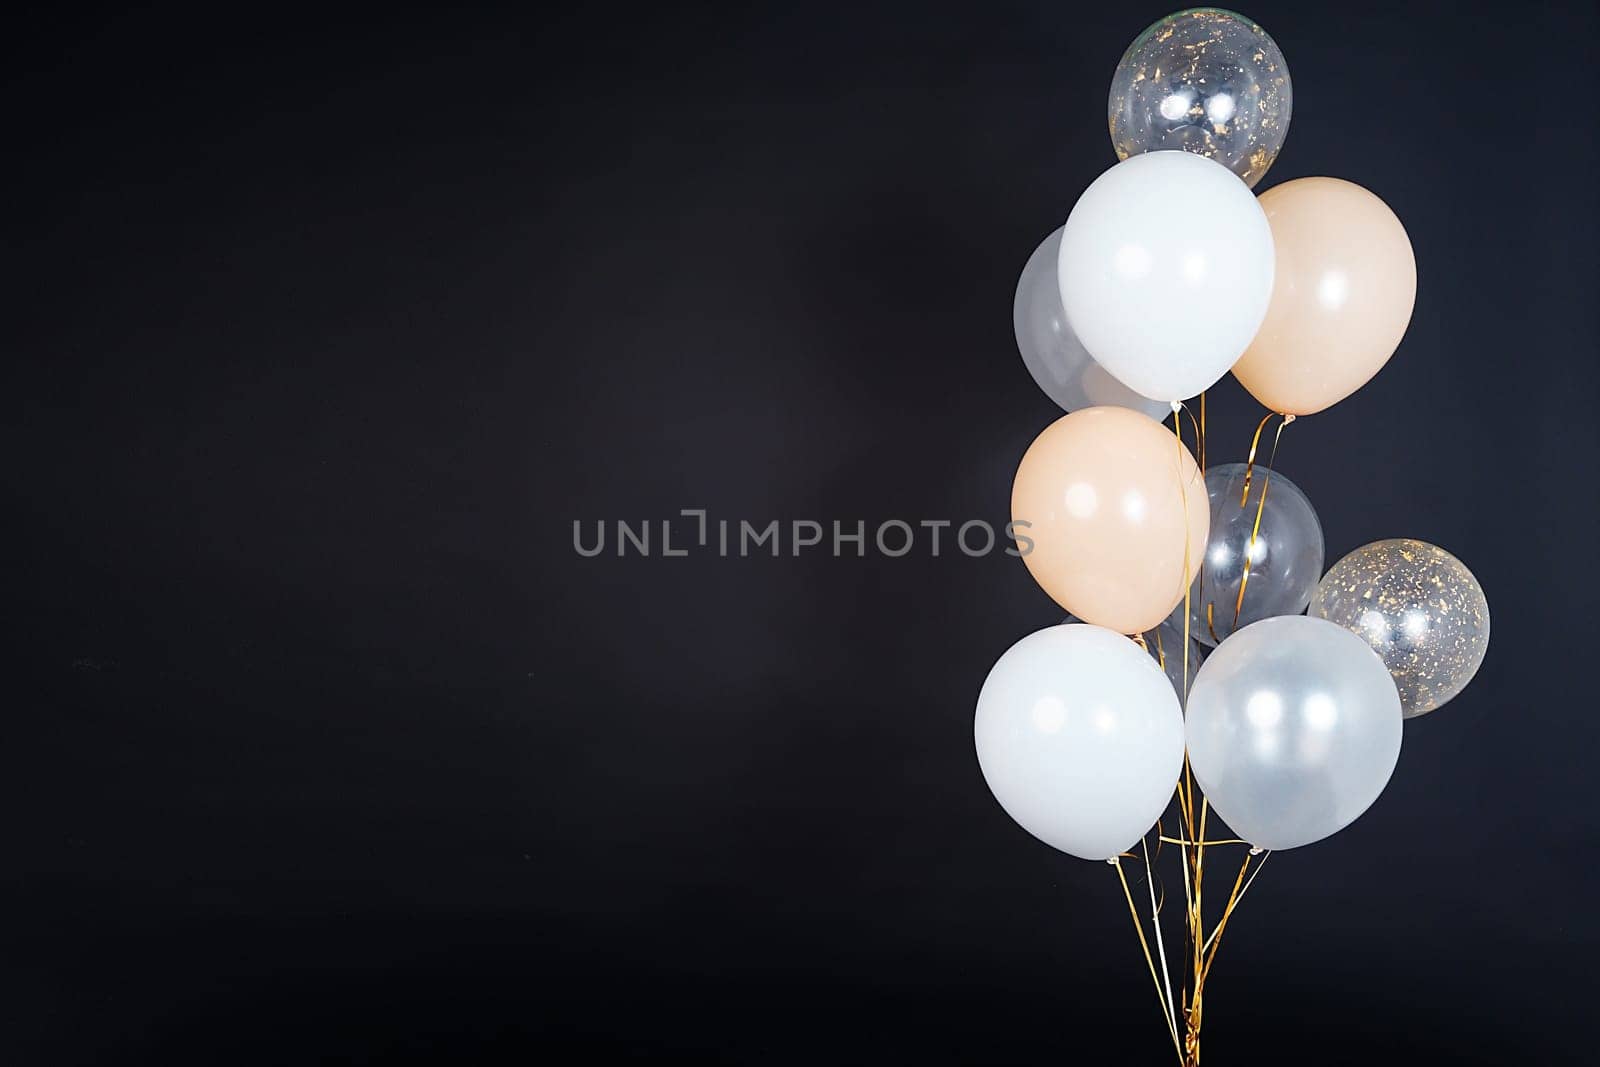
[7,2,1597,1063]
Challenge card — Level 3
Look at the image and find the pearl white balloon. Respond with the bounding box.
[1185,616,1403,851]
[1013,227,1169,419]
[974,624,1184,861]
[1057,151,1275,402]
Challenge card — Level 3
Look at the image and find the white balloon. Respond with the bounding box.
[1057,151,1275,402]
[1013,227,1169,419]
[974,624,1184,861]
[1185,616,1403,851]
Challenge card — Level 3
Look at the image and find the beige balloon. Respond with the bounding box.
[1233,177,1416,416]
[1011,406,1208,635]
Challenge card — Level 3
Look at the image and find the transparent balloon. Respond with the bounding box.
[1309,539,1489,718]
[1013,227,1169,419]
[1108,8,1292,188]
[1185,615,1403,851]
[1170,463,1324,646]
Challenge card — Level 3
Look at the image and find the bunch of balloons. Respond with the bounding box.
[980,0,1491,976]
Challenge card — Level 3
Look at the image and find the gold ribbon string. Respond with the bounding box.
[1113,857,1185,1063]
[1169,403,1196,703]
[1147,821,1168,916]
[1180,795,1215,1063]
[1197,848,1260,989]
[1169,398,1211,642]
[1202,851,1269,955]
[1174,760,1195,1029]
[1234,411,1277,505]
[1176,403,1203,475]
[1142,836,1178,1052]
[1154,399,1274,1064]
[1169,402,1202,1061]
[1229,412,1295,630]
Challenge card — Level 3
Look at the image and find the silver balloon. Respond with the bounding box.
[1170,463,1323,647]
[1108,8,1292,188]
[1186,615,1403,851]
[1066,614,1205,700]
[1309,539,1490,719]
[1013,227,1169,419]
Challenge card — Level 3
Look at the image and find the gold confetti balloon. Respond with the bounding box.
[1108,8,1291,188]
[1309,540,1490,719]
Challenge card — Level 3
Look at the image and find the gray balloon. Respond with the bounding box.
[1309,539,1490,719]
[1065,614,1205,701]
[1185,615,1402,851]
[1013,227,1169,419]
[1171,463,1324,647]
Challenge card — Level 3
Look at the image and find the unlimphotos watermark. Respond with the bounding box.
[573,510,1034,558]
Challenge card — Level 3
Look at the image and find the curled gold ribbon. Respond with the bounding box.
[1230,412,1295,631]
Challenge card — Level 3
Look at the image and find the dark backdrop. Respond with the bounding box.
[6,2,1596,1063]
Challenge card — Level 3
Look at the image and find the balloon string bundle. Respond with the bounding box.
[1113,852,1183,1060]
[1111,404,1285,1065]
[1120,793,1269,1065]
[1177,403,1207,1062]
[1115,799,1268,1065]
